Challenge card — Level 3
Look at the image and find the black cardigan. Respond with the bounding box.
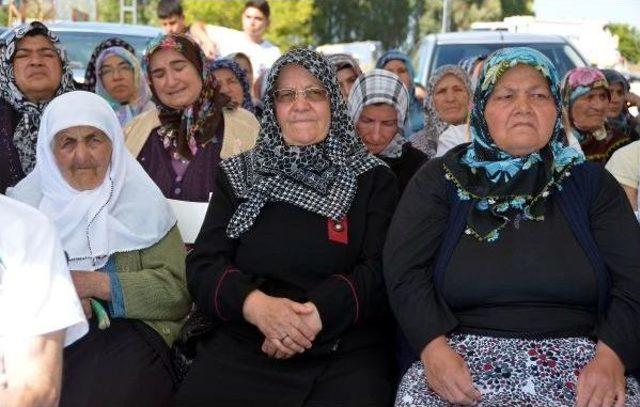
[187,164,398,355]
[380,144,428,195]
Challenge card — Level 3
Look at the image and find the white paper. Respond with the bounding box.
[167,199,210,244]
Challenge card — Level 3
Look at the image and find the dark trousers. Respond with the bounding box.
[60,319,175,407]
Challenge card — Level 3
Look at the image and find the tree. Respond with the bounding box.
[608,23,640,64]
[420,0,503,36]
[500,0,533,17]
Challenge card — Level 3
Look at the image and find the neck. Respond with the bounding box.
[25,91,55,104]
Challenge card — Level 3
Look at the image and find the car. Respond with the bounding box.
[1,21,162,83]
[411,31,590,86]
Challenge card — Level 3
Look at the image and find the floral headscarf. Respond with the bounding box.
[83,37,136,92]
[601,68,638,139]
[208,58,255,113]
[376,50,425,136]
[95,46,152,127]
[561,67,610,142]
[220,47,385,238]
[348,69,408,158]
[143,34,229,161]
[443,47,584,242]
[0,21,76,175]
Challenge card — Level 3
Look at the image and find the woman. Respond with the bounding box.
[327,52,363,100]
[410,65,472,157]
[376,50,425,136]
[562,67,631,164]
[601,69,640,142]
[83,37,136,92]
[384,47,640,406]
[0,21,75,193]
[210,57,256,113]
[176,47,398,406]
[94,46,154,126]
[124,34,259,202]
[8,91,191,407]
[348,68,427,193]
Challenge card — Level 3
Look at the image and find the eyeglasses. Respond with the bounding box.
[99,64,134,78]
[273,87,329,104]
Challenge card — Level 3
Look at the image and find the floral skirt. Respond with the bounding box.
[396,334,640,407]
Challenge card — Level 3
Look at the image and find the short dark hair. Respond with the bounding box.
[244,0,270,19]
[157,0,183,19]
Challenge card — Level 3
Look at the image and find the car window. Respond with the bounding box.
[431,42,587,80]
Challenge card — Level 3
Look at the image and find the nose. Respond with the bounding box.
[444,89,456,102]
[368,122,384,142]
[164,70,179,88]
[514,93,532,114]
[219,81,230,95]
[290,94,311,111]
[74,141,91,165]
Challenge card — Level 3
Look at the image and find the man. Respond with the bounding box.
[0,194,87,407]
[0,22,75,193]
[156,0,219,59]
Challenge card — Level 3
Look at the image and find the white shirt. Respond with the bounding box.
[0,194,87,348]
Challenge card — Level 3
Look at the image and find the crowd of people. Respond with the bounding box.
[1,0,640,406]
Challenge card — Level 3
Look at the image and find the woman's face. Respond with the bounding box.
[53,125,112,191]
[383,59,411,92]
[606,82,626,118]
[99,55,137,104]
[484,64,557,157]
[12,34,63,103]
[274,64,331,146]
[149,49,202,109]
[570,88,609,132]
[433,73,469,125]
[213,68,244,106]
[356,103,399,155]
[336,67,358,100]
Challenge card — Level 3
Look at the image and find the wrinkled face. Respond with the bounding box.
[53,126,112,191]
[336,67,358,100]
[356,103,399,155]
[99,55,137,104]
[12,35,63,103]
[213,68,244,106]
[383,59,411,92]
[159,14,185,34]
[433,74,469,125]
[484,64,557,157]
[149,49,202,109]
[274,64,331,146]
[606,82,626,118]
[570,88,609,132]
[242,7,269,42]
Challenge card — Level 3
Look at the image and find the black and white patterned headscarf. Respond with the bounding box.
[221,47,385,238]
[0,22,75,174]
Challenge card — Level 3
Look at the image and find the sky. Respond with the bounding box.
[534,0,640,29]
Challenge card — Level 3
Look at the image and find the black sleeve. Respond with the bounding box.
[383,159,458,355]
[592,170,640,371]
[307,166,398,341]
[186,170,259,323]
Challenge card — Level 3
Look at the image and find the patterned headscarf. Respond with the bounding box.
[84,37,136,92]
[221,47,385,238]
[444,47,584,242]
[326,53,363,77]
[208,58,255,113]
[458,54,487,90]
[376,50,425,136]
[95,46,152,127]
[601,68,636,137]
[348,69,408,158]
[0,21,76,175]
[561,67,610,142]
[143,34,230,161]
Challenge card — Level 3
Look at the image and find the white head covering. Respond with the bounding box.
[8,91,176,270]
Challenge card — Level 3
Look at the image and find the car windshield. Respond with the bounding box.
[432,42,586,79]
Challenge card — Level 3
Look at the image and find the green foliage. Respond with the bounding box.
[0,6,7,26]
[183,0,244,29]
[500,0,533,17]
[420,0,503,35]
[608,23,640,64]
[98,0,158,24]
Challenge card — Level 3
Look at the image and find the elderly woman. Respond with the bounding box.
[384,47,640,406]
[210,57,256,113]
[601,69,640,142]
[0,21,75,193]
[348,68,427,193]
[176,47,398,406]
[562,67,632,164]
[410,65,473,157]
[377,50,425,136]
[327,53,363,100]
[124,34,259,202]
[8,91,191,407]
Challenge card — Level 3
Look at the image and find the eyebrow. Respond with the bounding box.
[15,46,57,52]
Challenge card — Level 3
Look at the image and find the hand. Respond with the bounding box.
[260,302,323,359]
[200,39,219,60]
[576,341,626,407]
[261,338,293,359]
[625,92,640,108]
[420,336,482,406]
[243,291,318,357]
[70,271,110,301]
[80,298,92,319]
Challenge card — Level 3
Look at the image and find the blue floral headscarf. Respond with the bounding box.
[208,58,255,113]
[376,50,424,136]
[443,47,584,242]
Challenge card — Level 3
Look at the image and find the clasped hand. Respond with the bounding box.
[70,270,111,319]
[242,290,322,359]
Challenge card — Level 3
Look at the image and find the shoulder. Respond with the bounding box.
[124,107,161,157]
[606,140,640,188]
[221,108,260,159]
[403,144,429,163]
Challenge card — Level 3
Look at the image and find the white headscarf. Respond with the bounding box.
[8,91,176,270]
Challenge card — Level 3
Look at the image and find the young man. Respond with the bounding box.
[156,0,218,58]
